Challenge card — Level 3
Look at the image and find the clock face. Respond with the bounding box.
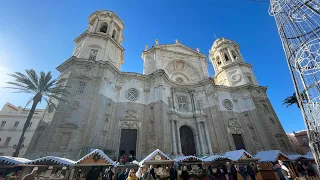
[155,154,161,160]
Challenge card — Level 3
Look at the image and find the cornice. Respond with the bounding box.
[73,31,124,51]
[214,62,253,77]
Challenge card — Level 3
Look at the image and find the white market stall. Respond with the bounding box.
[0,156,30,179]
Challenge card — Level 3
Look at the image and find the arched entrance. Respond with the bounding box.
[180,126,196,155]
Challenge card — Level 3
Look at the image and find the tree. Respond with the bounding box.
[6,69,68,157]
[283,91,307,109]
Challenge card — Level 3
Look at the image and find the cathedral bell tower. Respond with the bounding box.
[72,10,124,70]
[209,38,258,87]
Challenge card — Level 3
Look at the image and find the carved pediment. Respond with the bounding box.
[158,44,205,57]
[119,110,141,129]
[59,122,78,129]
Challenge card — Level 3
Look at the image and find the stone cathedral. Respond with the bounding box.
[25,10,293,160]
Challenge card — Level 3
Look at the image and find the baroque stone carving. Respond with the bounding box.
[119,110,140,129]
[70,101,81,110]
[248,123,257,140]
[227,118,242,134]
[223,99,233,110]
[125,88,139,101]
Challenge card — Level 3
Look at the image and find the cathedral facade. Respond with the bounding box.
[25,10,293,160]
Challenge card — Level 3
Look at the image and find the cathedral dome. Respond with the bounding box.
[210,38,240,54]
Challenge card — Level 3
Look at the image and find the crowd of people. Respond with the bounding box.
[207,163,258,180]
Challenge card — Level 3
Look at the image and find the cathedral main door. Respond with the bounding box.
[180,126,196,155]
[119,129,137,159]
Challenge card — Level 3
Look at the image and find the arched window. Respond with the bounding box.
[112,30,117,39]
[99,22,108,33]
[231,50,238,59]
[224,53,229,61]
[216,56,221,65]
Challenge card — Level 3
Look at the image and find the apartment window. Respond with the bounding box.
[88,49,98,60]
[4,137,11,146]
[77,81,86,94]
[14,121,19,128]
[178,96,188,111]
[1,121,6,127]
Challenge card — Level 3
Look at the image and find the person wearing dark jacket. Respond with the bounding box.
[169,165,176,180]
[181,166,190,180]
[117,169,125,180]
[246,164,256,180]
[217,166,223,180]
[238,164,247,180]
[141,165,154,180]
[230,164,238,180]
[149,165,156,179]
[207,165,214,180]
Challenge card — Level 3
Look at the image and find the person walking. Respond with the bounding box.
[127,169,138,180]
[181,166,190,180]
[22,170,37,180]
[141,165,154,180]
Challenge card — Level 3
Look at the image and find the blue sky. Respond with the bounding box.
[0,0,304,132]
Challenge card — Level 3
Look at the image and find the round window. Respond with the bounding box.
[223,99,233,110]
[126,88,139,101]
[176,77,184,84]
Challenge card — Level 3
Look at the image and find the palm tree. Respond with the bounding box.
[283,91,307,109]
[6,69,69,157]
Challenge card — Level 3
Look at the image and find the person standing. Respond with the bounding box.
[127,169,138,180]
[207,165,214,180]
[136,167,142,179]
[181,166,190,180]
[149,165,156,179]
[108,168,115,180]
[296,161,307,177]
[122,155,127,165]
[238,164,247,180]
[246,163,256,180]
[141,165,154,180]
[129,154,133,163]
[278,160,292,180]
[230,164,238,180]
[169,165,176,180]
[117,169,125,180]
[273,162,286,180]
[22,170,37,180]
[124,169,129,179]
[222,165,229,180]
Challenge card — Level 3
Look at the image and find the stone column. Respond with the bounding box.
[108,21,114,35]
[171,88,176,110]
[227,49,234,62]
[175,121,182,155]
[170,119,177,155]
[197,121,205,155]
[204,122,213,154]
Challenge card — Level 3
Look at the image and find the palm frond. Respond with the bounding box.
[25,69,39,88]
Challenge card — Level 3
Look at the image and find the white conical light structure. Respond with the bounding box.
[269,0,320,166]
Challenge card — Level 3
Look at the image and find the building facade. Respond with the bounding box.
[287,130,310,154]
[25,10,293,160]
[0,103,47,156]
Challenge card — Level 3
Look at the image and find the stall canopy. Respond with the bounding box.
[174,156,203,163]
[27,156,76,166]
[254,150,288,162]
[304,152,315,160]
[224,149,254,161]
[75,149,116,166]
[287,154,313,161]
[139,149,173,166]
[202,155,231,162]
[0,156,30,165]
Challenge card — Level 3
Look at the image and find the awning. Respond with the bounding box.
[254,150,288,162]
[75,149,116,166]
[203,155,231,162]
[27,156,75,166]
[0,156,30,165]
[174,156,204,163]
[139,149,173,166]
[224,149,254,161]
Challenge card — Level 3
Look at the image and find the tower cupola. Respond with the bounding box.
[209,38,257,87]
